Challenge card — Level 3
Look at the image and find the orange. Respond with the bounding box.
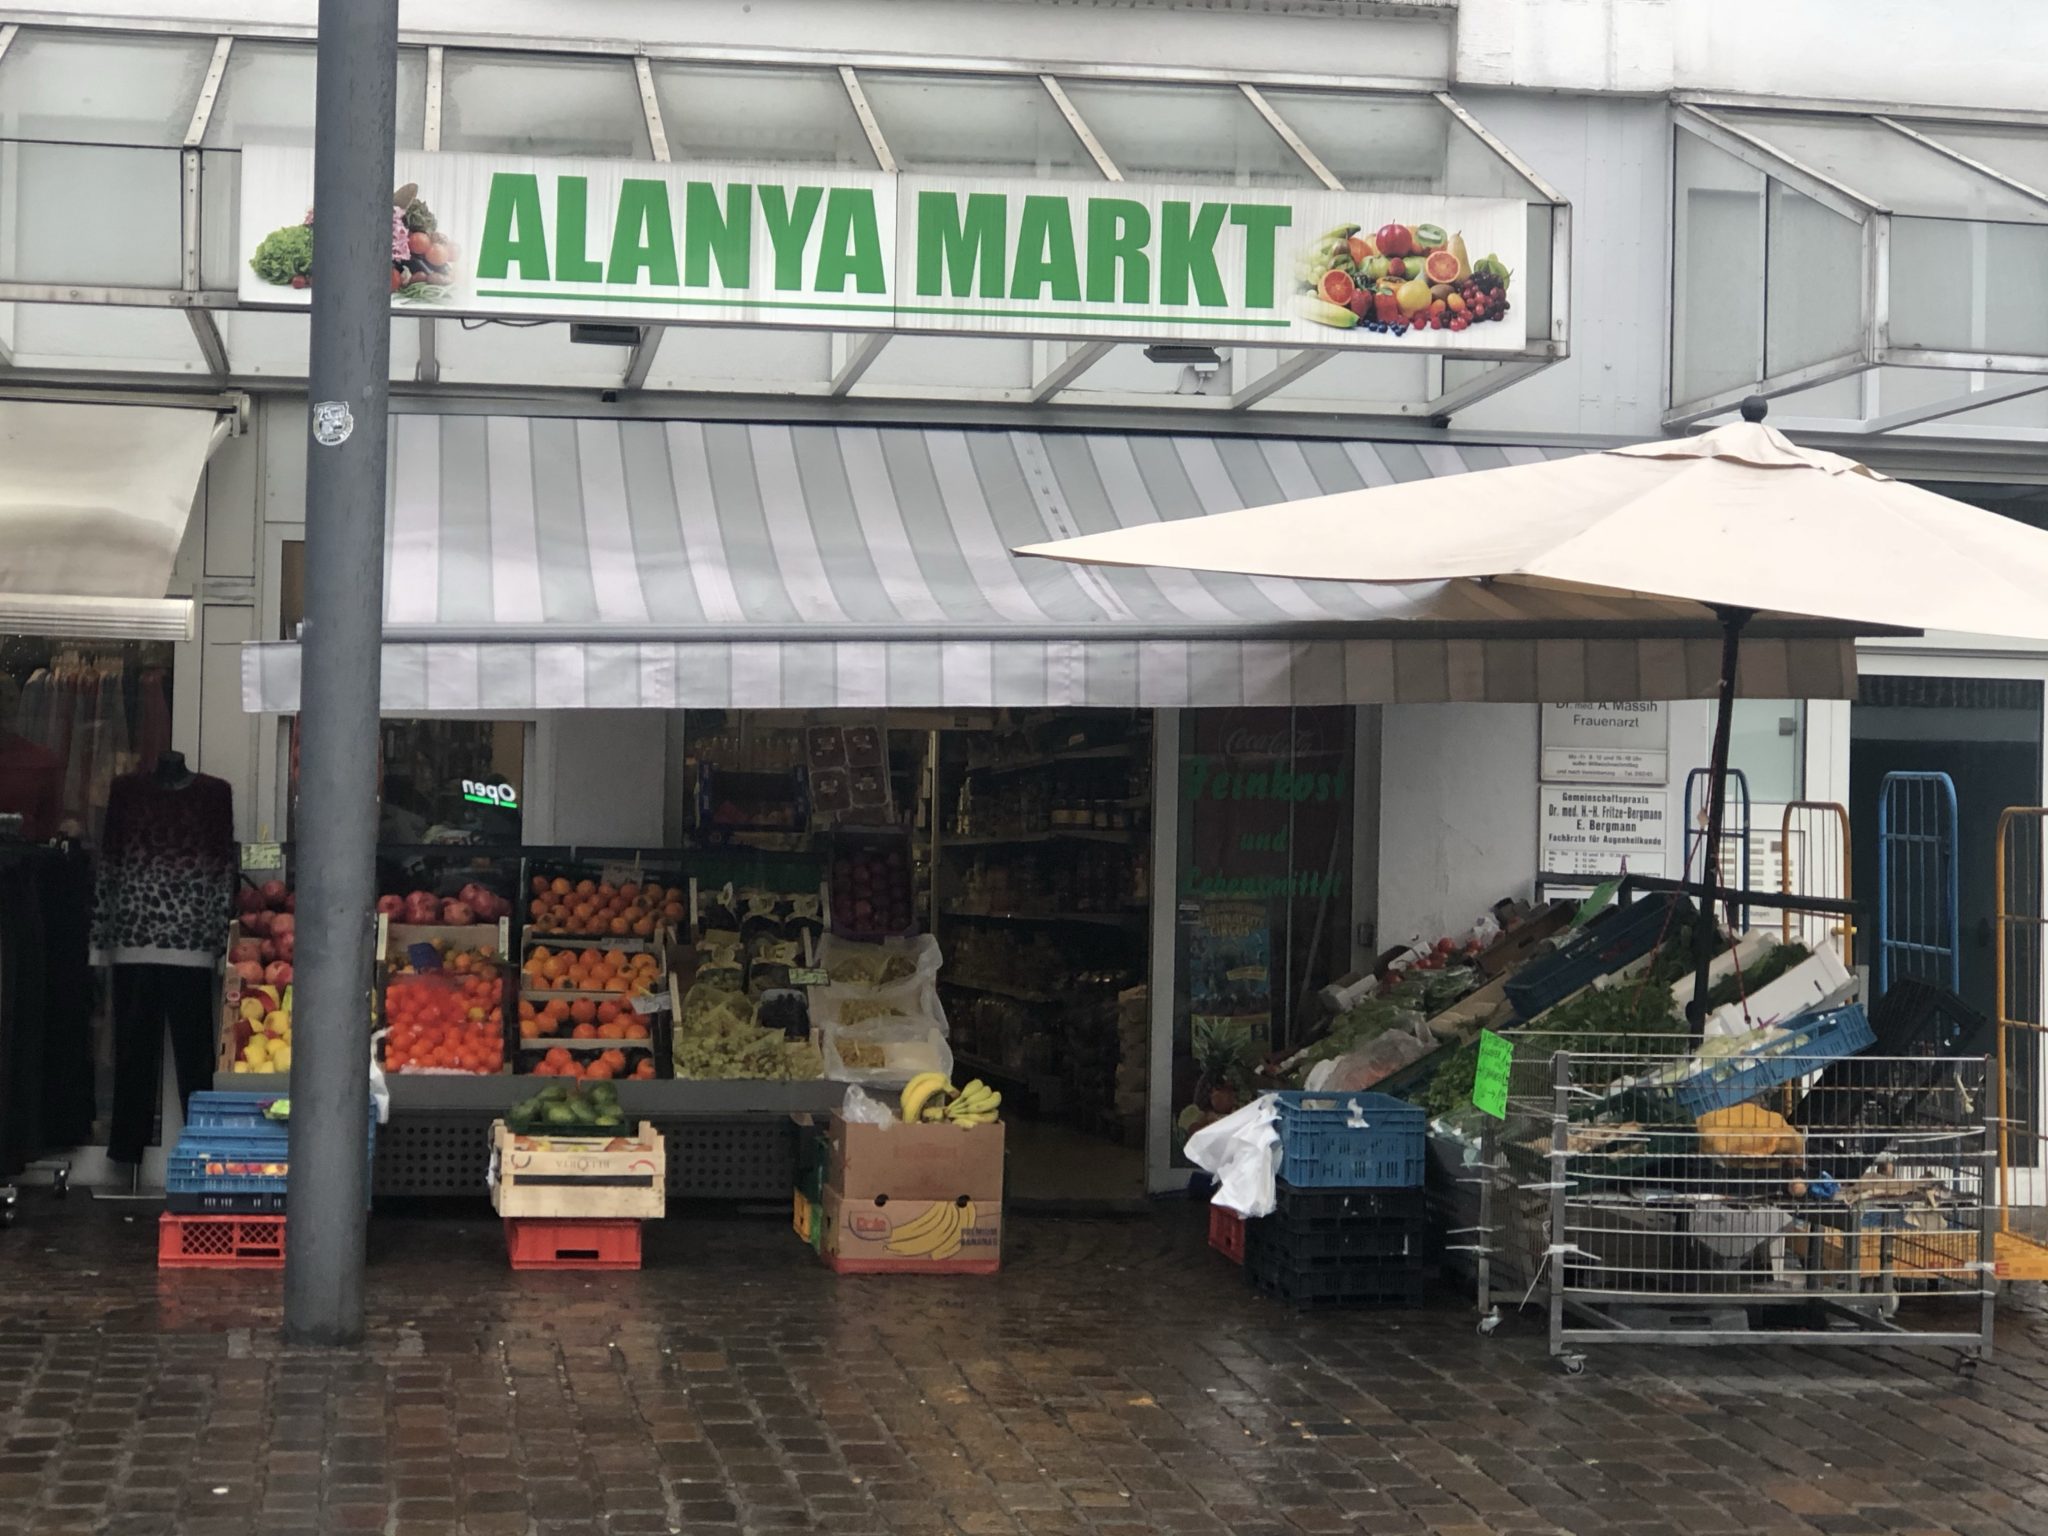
[596,1002,620,1025]
[569,999,597,1024]
[625,1021,650,1041]
[574,879,596,898]
[572,1022,597,1040]
[618,883,640,904]
[550,877,571,897]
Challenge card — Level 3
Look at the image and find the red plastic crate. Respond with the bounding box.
[504,1217,642,1271]
[1208,1204,1246,1265]
[157,1213,285,1270]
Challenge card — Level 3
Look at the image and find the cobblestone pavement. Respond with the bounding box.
[2,1192,2047,1535]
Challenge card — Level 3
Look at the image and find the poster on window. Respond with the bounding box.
[1540,701,1668,785]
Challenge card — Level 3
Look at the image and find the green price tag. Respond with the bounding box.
[1472,1029,1513,1120]
[788,967,830,987]
[241,841,283,872]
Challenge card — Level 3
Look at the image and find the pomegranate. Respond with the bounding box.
[269,913,295,937]
[440,901,475,926]
[259,880,288,907]
[375,894,405,918]
[264,961,293,987]
[237,887,267,915]
[258,939,277,964]
[232,959,265,984]
[275,931,295,962]
[229,940,264,965]
[243,911,272,937]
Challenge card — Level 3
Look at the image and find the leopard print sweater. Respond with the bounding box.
[90,772,236,968]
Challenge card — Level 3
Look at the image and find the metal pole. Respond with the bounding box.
[284,0,398,1347]
[1689,605,1751,1034]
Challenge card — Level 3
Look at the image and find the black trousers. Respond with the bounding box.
[109,964,217,1164]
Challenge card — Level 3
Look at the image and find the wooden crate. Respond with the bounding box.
[489,1119,666,1219]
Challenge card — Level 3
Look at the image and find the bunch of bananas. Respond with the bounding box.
[887,1196,978,1259]
[899,1073,1002,1126]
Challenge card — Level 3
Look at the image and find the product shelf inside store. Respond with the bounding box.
[942,829,1134,847]
[943,975,1059,1005]
[961,743,1135,777]
[942,907,1146,927]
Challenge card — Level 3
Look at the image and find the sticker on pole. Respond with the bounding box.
[311,400,354,446]
[1472,1029,1513,1120]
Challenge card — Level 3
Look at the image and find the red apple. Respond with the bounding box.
[259,880,288,908]
[229,939,262,965]
[259,939,277,964]
[376,894,405,918]
[264,961,293,987]
[243,911,273,937]
[232,959,264,984]
[269,913,295,937]
[276,931,295,962]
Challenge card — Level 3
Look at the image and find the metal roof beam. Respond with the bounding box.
[621,326,665,390]
[1029,340,1113,401]
[830,332,892,395]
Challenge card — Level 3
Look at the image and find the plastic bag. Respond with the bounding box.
[823,1017,953,1085]
[817,932,943,989]
[840,1084,897,1126]
[1305,1013,1434,1092]
[1185,1095,1280,1217]
[368,1034,391,1125]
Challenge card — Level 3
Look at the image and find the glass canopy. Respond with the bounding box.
[1672,103,2048,432]
[0,22,1567,423]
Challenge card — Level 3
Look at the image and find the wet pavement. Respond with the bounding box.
[2,1190,2047,1535]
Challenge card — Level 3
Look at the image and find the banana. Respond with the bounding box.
[884,1200,954,1250]
[947,1089,996,1117]
[899,1073,953,1124]
[931,1198,977,1259]
[888,1201,963,1257]
[920,1100,947,1122]
[950,1111,997,1127]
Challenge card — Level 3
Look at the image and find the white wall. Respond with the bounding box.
[1457,0,2048,114]
[1376,697,1725,945]
[1441,89,1671,439]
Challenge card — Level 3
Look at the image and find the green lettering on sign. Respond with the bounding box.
[606,179,679,287]
[684,182,753,288]
[1160,201,1228,307]
[815,187,886,294]
[1085,199,1151,303]
[1010,195,1080,302]
[1472,1029,1512,1120]
[916,190,1007,298]
[475,173,549,281]
[1230,204,1294,308]
[759,185,823,290]
[555,176,604,283]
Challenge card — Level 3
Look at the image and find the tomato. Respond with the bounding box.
[409,230,431,256]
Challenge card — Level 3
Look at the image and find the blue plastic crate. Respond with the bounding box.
[183,1091,293,1134]
[1658,1003,1876,1119]
[166,1133,295,1195]
[1505,893,1690,1021]
[1271,1091,1425,1189]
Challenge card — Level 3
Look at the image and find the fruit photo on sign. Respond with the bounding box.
[1291,220,1511,337]
[249,181,460,303]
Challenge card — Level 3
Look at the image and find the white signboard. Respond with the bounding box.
[1540,701,1668,785]
[235,146,1528,350]
[1540,786,1670,877]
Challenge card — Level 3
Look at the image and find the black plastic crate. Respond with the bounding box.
[1246,1247,1433,1309]
[1505,892,1691,1020]
[1267,1181,1429,1233]
[1248,1220,1433,1266]
[164,1189,288,1215]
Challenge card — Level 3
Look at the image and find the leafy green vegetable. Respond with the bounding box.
[394,282,453,303]
[249,223,313,286]
[402,197,437,234]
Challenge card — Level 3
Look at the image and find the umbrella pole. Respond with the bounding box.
[1689,606,1753,1035]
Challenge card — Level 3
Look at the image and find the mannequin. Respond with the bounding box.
[94,758,235,1165]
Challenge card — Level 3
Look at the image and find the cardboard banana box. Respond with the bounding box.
[820,1185,1001,1274]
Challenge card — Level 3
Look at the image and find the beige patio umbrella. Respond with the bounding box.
[1017,401,2048,1023]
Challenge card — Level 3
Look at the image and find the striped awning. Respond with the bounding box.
[240,417,1858,712]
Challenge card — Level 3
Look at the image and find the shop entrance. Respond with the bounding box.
[1851,676,2043,1022]
[685,709,1157,1207]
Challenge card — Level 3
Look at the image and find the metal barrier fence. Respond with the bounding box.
[1544,1051,1993,1371]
